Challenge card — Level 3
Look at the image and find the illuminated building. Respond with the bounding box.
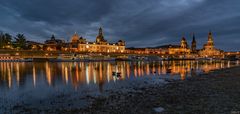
[144,37,191,56]
[128,32,224,59]
[169,37,191,55]
[125,48,148,54]
[44,35,65,51]
[26,41,44,50]
[198,31,223,57]
[69,27,126,53]
[40,29,227,59]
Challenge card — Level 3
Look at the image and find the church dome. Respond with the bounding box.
[181,37,186,41]
[71,32,79,43]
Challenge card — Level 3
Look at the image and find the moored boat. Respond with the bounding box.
[49,54,82,62]
[0,54,33,62]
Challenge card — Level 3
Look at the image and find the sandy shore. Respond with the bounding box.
[2,66,240,114]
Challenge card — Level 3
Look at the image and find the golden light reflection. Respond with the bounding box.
[7,63,11,88]
[45,62,51,85]
[65,67,68,84]
[16,62,20,86]
[33,64,36,87]
[0,60,239,89]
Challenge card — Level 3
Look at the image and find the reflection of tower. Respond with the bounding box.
[99,80,104,93]
[98,62,105,93]
[191,68,197,77]
[191,33,197,53]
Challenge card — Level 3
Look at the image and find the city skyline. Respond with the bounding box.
[0,0,240,51]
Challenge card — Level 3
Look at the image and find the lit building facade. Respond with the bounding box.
[131,32,224,58]
[44,35,65,51]
[145,37,191,55]
[198,32,223,57]
[69,27,125,53]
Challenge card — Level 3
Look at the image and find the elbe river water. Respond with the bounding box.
[0,60,239,95]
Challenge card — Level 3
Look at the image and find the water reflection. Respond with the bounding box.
[0,60,239,90]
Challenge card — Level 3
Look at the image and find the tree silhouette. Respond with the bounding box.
[0,32,12,48]
[0,33,4,48]
[15,34,27,49]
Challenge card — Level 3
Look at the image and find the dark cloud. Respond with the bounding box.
[0,0,239,51]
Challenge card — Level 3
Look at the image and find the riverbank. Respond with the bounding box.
[2,65,240,114]
[80,66,240,114]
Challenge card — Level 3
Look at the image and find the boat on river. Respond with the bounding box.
[49,54,86,62]
[0,54,33,62]
[49,54,115,62]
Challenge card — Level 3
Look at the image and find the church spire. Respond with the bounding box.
[206,30,214,48]
[192,33,196,43]
[99,27,103,36]
[96,27,106,43]
[191,33,196,52]
[208,30,213,41]
[51,34,55,40]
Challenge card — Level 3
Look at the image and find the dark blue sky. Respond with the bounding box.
[0,0,239,51]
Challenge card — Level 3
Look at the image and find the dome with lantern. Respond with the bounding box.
[71,32,79,43]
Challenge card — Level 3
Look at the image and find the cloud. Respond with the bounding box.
[0,0,239,51]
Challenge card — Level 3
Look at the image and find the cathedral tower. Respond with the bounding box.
[191,33,196,52]
[96,27,106,44]
[180,37,188,48]
[203,31,215,49]
[207,31,214,47]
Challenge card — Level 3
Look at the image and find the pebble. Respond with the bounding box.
[153,107,164,113]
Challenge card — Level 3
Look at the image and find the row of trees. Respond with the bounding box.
[0,33,27,49]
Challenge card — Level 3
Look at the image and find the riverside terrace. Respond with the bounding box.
[0,49,239,62]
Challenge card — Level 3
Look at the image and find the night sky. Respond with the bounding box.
[0,0,239,51]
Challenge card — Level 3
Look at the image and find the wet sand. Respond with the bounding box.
[3,66,240,114]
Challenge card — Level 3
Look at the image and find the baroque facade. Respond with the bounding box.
[145,37,191,55]
[44,35,65,51]
[44,27,125,53]
[198,32,223,57]
[68,27,125,53]
[128,31,223,58]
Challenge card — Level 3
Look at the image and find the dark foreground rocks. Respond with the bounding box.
[79,66,240,114]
